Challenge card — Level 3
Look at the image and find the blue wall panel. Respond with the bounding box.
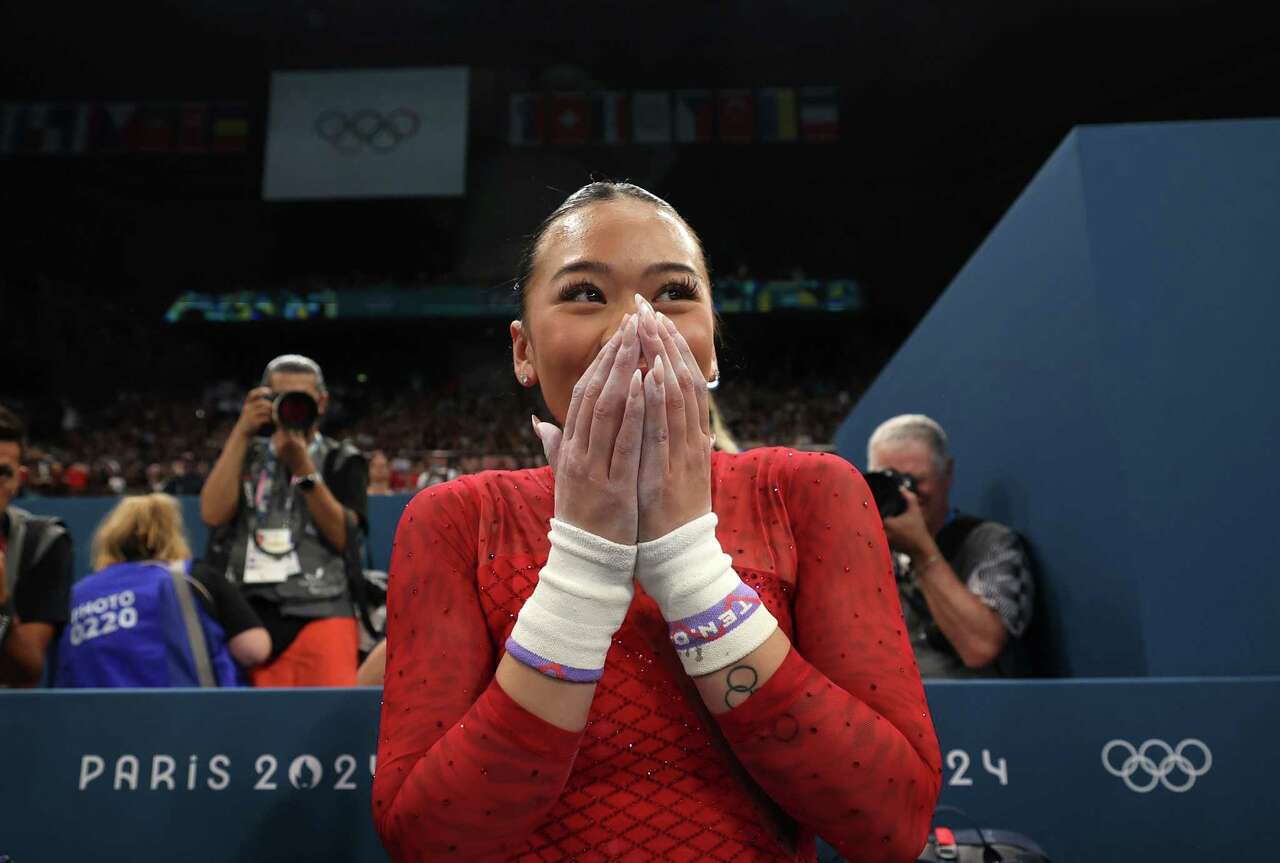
[836,120,1280,676]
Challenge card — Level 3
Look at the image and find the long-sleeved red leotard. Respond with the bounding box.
[374,448,941,863]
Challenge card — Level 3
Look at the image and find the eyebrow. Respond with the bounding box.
[551,260,700,281]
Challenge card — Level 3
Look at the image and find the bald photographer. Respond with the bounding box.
[200,355,367,687]
[866,414,1035,678]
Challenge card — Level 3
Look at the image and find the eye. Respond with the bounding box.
[654,277,700,303]
[558,281,606,303]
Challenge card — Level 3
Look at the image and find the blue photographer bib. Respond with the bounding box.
[52,560,243,688]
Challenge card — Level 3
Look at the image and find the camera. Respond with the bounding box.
[863,469,918,519]
[257,391,319,437]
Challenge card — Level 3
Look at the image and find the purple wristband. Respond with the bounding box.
[504,637,604,683]
[668,583,764,651]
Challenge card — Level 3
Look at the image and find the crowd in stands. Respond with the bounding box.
[10,368,858,497]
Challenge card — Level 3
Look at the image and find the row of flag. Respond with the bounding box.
[509,87,839,147]
[0,102,250,156]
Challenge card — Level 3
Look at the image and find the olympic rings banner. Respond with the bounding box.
[262,67,469,200]
[1,678,1276,861]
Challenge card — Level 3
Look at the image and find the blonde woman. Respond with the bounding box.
[53,494,270,687]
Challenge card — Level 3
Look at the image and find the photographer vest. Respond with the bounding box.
[3,505,69,606]
[212,435,360,621]
[896,514,1031,679]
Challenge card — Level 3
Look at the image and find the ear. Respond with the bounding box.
[510,319,537,387]
[317,391,330,415]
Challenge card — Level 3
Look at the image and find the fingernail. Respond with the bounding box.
[634,293,645,311]
[530,415,542,439]
[653,355,664,380]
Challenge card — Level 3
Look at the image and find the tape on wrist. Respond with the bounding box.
[637,512,778,675]
[505,518,636,682]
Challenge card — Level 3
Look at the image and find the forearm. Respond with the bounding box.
[715,648,940,863]
[495,653,596,731]
[376,679,583,862]
[0,622,53,687]
[201,432,249,526]
[300,482,349,552]
[915,552,1007,667]
[693,627,790,713]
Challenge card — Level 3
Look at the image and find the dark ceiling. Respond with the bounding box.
[1,1,1277,314]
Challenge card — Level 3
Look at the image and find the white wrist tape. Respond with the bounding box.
[505,518,636,682]
[636,512,778,675]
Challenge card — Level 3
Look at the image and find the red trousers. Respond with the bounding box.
[249,617,358,687]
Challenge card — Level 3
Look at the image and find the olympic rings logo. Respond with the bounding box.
[314,108,420,154]
[1101,739,1212,793]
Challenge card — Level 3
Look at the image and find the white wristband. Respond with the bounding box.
[505,518,636,682]
[636,512,778,675]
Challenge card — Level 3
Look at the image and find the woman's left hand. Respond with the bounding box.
[634,295,713,542]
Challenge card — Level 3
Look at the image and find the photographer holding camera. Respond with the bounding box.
[200,355,368,687]
[1,404,72,688]
[866,414,1034,678]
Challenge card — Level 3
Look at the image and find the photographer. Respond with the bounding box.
[1,405,72,687]
[200,355,368,687]
[867,414,1034,677]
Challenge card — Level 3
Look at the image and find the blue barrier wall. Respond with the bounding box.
[2,679,1276,861]
[835,119,1280,677]
[16,493,413,581]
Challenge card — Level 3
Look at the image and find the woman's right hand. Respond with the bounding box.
[531,314,645,544]
[233,387,274,441]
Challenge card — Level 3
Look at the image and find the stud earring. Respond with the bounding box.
[521,374,530,386]
[707,367,720,391]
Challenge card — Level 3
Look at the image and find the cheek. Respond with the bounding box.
[533,319,605,421]
[676,317,716,376]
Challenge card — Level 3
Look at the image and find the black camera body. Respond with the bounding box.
[863,468,918,519]
[257,391,319,437]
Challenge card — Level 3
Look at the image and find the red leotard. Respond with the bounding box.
[374,448,942,862]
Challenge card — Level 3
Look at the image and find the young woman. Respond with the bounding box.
[374,183,941,862]
[53,494,270,686]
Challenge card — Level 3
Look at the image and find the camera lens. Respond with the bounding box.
[274,391,319,431]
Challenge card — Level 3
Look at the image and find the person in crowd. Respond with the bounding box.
[867,414,1035,677]
[367,450,393,496]
[145,463,167,493]
[52,494,270,686]
[200,355,368,687]
[0,405,72,687]
[374,182,940,863]
[163,452,203,496]
[418,450,458,488]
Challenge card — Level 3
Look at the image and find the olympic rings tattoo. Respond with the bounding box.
[724,664,759,711]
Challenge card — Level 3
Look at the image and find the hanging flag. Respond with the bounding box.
[131,103,176,152]
[178,102,209,152]
[549,92,589,145]
[210,102,249,153]
[631,91,671,144]
[508,92,544,146]
[86,103,136,153]
[674,90,713,143]
[799,86,840,142]
[591,91,629,144]
[717,90,754,143]
[756,88,797,142]
[263,68,468,200]
[40,104,87,154]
